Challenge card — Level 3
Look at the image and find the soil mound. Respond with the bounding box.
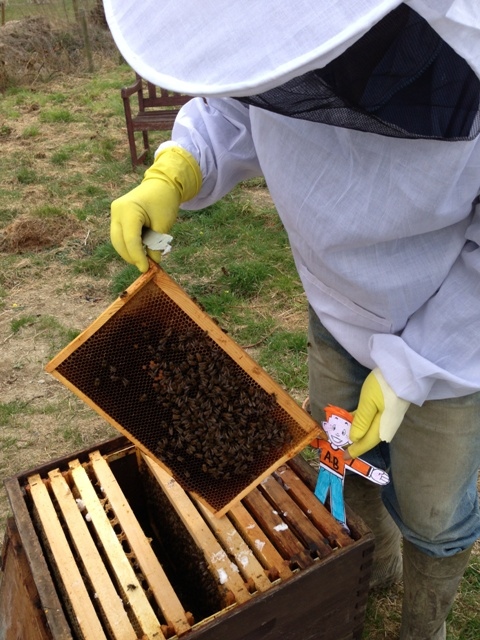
[0,214,82,253]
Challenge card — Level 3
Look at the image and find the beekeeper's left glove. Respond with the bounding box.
[346,368,410,459]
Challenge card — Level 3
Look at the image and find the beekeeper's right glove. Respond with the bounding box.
[111,145,202,272]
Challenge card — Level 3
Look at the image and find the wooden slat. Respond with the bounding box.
[68,460,165,640]
[48,468,137,640]
[259,475,333,559]
[4,476,73,639]
[242,488,314,570]
[28,474,108,640]
[141,453,251,604]
[274,465,353,548]
[227,502,293,581]
[195,500,272,593]
[89,450,192,636]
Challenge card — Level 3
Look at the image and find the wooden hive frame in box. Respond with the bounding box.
[2,435,374,640]
[45,263,326,517]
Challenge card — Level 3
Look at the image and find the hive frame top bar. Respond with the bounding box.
[45,262,326,517]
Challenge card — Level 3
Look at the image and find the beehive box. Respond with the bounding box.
[45,263,325,516]
[1,436,374,640]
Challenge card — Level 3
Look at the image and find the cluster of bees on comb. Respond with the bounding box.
[144,327,293,481]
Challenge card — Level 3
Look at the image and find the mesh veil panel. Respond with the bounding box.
[238,4,480,140]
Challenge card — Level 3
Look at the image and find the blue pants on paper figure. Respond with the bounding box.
[315,467,346,524]
[311,405,390,527]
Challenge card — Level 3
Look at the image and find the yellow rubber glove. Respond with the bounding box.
[111,145,202,272]
[347,368,410,459]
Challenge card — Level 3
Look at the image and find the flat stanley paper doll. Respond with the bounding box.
[310,405,389,528]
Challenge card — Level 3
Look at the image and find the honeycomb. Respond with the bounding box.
[47,267,321,514]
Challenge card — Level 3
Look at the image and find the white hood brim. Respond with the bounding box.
[103,0,480,96]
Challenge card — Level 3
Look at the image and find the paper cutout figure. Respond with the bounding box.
[310,404,389,528]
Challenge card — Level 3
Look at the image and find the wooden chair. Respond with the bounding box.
[121,73,192,166]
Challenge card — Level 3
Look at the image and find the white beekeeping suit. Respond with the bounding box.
[105,0,480,407]
[104,3,480,637]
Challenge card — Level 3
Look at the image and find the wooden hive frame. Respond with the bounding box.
[45,263,326,517]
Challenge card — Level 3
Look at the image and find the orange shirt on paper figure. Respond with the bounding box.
[311,405,389,528]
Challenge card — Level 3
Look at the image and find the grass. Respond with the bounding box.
[21,125,41,138]
[0,400,32,426]
[10,314,37,333]
[39,108,77,123]
[448,557,480,639]
[0,44,478,640]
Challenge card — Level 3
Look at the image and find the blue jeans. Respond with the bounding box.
[307,306,480,557]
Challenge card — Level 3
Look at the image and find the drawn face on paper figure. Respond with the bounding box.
[322,414,351,448]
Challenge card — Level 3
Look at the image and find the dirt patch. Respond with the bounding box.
[0,263,114,400]
[0,214,82,253]
[242,182,274,209]
[0,261,117,534]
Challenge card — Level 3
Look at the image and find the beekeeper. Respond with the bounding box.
[103,1,480,638]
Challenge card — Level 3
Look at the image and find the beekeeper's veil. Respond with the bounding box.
[103,0,480,140]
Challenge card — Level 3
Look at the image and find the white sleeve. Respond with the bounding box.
[156,97,263,209]
[370,197,480,405]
